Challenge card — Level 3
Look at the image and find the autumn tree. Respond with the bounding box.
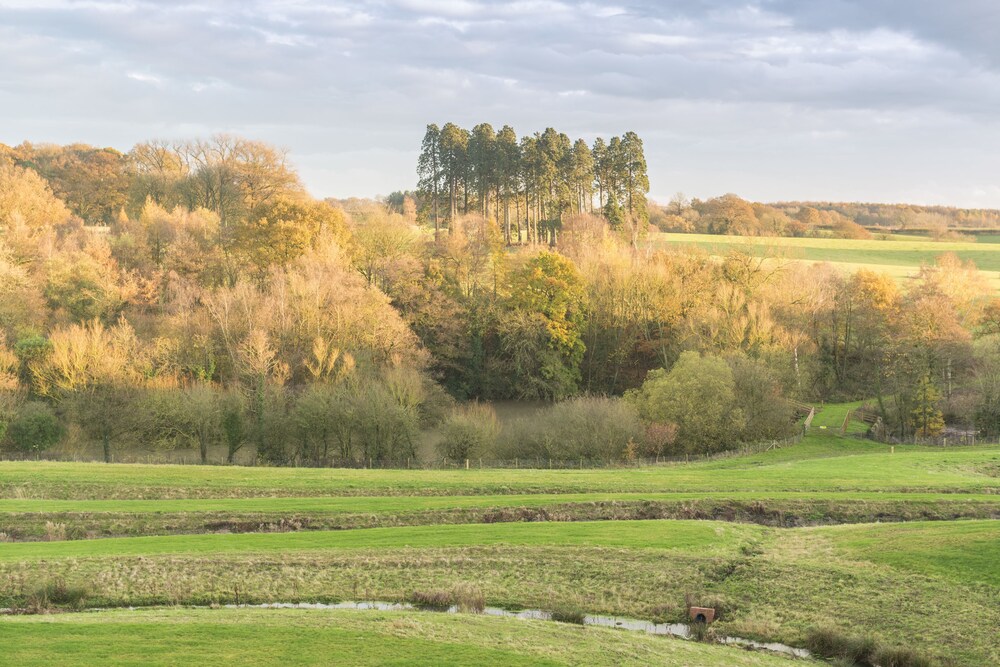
[13,142,128,224]
[499,251,586,399]
[0,161,71,228]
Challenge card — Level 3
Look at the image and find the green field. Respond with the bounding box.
[650,232,1000,289]
[0,519,758,561]
[2,421,998,666]
[0,608,797,667]
[2,435,997,499]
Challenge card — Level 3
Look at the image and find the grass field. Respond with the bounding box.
[2,417,998,666]
[0,608,798,667]
[2,435,997,499]
[650,232,1000,289]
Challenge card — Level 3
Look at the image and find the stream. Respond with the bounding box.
[225,601,812,660]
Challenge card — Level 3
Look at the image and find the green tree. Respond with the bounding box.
[626,352,745,454]
[495,125,521,244]
[149,383,222,464]
[416,124,443,237]
[502,252,587,399]
[6,401,63,453]
[468,123,497,219]
[910,374,944,438]
[619,131,649,225]
[439,123,469,222]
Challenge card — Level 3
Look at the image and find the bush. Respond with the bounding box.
[550,606,586,624]
[625,352,744,455]
[24,579,90,613]
[408,588,452,610]
[494,396,643,462]
[804,626,855,659]
[437,403,499,461]
[451,583,485,613]
[407,584,485,613]
[6,401,63,453]
[805,626,936,667]
[872,646,937,667]
[643,422,680,458]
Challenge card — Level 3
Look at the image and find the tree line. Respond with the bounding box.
[2,135,1000,465]
[416,123,649,245]
[653,193,998,240]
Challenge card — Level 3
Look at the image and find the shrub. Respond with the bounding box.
[24,579,90,613]
[550,606,586,624]
[408,589,452,610]
[625,352,744,455]
[437,403,499,461]
[872,646,937,667]
[688,620,713,642]
[44,521,67,541]
[804,626,854,659]
[642,422,680,458]
[6,401,63,453]
[407,584,485,613]
[805,626,935,667]
[495,396,643,462]
[451,583,485,614]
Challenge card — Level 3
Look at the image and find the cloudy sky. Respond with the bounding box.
[1,1,999,207]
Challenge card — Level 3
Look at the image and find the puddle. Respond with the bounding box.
[228,601,810,659]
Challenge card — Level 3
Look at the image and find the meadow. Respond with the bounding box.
[0,608,799,667]
[649,232,1000,289]
[1,409,998,666]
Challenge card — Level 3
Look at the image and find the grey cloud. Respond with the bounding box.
[0,0,998,206]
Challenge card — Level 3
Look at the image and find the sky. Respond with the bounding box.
[1,1,999,208]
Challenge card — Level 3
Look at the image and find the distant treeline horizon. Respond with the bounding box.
[3,139,997,232]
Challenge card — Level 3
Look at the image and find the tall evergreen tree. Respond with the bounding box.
[416,124,442,237]
[439,123,469,223]
[468,123,497,219]
[620,131,650,225]
[495,125,520,245]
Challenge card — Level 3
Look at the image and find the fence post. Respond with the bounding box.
[465,458,469,470]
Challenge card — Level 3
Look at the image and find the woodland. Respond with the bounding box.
[1,133,1000,465]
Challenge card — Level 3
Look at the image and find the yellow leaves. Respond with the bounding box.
[305,337,355,384]
[849,269,899,313]
[236,329,289,387]
[0,334,18,391]
[0,162,70,228]
[29,319,144,397]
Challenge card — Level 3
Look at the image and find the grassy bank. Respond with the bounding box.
[0,607,801,667]
[2,491,997,540]
[1,519,996,664]
[2,436,997,499]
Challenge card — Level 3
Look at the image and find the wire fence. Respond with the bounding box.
[0,433,807,469]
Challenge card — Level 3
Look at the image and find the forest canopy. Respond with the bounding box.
[1,134,1000,466]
